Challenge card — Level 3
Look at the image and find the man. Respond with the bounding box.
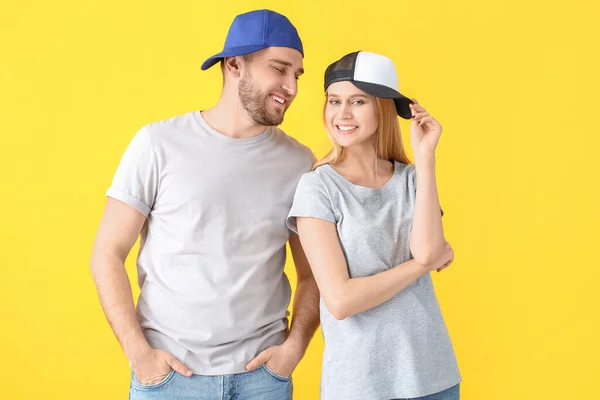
[90,9,319,399]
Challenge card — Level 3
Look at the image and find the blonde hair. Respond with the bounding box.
[313,96,411,170]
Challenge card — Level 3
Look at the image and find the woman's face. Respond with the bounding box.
[325,81,379,149]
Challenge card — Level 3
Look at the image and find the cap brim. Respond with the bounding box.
[200,44,267,70]
[352,81,413,119]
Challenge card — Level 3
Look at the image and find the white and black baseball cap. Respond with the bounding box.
[324,51,413,119]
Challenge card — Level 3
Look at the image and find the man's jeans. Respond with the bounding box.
[129,365,292,400]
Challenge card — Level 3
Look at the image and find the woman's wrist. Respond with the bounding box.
[413,150,436,165]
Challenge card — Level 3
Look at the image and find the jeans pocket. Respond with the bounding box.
[261,364,291,382]
[131,368,176,391]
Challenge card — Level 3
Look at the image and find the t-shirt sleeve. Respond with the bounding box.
[106,126,158,217]
[286,173,336,234]
[409,163,444,217]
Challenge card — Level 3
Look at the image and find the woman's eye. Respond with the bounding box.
[352,99,364,105]
[329,99,340,105]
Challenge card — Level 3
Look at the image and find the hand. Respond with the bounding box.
[245,341,304,378]
[423,241,454,273]
[409,99,443,158]
[132,348,192,385]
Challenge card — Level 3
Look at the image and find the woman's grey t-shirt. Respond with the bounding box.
[286,161,461,399]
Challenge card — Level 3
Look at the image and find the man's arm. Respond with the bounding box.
[285,234,321,357]
[90,198,192,383]
[245,234,320,376]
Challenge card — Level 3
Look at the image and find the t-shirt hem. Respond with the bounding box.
[187,364,255,376]
[322,376,461,400]
[389,376,462,399]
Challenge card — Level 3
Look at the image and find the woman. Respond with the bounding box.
[286,51,461,399]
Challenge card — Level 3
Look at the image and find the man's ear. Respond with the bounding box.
[223,56,242,78]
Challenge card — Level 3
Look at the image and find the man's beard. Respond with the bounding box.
[239,73,285,126]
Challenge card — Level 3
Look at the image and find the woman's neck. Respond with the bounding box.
[333,146,394,188]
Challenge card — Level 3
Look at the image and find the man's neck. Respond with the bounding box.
[201,96,267,139]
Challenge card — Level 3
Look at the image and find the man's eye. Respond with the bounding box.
[329,99,340,105]
[272,67,285,74]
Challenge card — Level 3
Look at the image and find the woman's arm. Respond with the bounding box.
[297,217,453,320]
[410,155,446,265]
[409,100,447,265]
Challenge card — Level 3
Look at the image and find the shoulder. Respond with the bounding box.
[139,111,198,143]
[395,161,415,175]
[122,112,201,158]
[394,161,416,182]
[142,112,194,136]
[296,165,336,194]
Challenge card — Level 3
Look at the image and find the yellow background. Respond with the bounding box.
[1,0,599,398]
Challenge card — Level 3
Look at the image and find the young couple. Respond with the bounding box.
[90,9,461,400]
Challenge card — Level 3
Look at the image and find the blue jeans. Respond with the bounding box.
[129,365,292,400]
[393,384,460,400]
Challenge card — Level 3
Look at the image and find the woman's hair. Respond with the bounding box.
[313,95,412,170]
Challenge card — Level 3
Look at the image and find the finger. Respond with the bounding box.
[409,103,425,115]
[246,349,271,371]
[138,371,171,385]
[437,259,453,272]
[412,111,429,120]
[411,99,426,112]
[413,105,426,114]
[165,355,193,377]
[418,116,434,126]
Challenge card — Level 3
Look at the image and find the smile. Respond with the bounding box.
[336,125,358,132]
[270,94,286,105]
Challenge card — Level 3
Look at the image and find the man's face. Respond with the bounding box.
[238,47,304,126]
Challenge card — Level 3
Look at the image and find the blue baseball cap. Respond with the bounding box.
[201,9,304,71]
